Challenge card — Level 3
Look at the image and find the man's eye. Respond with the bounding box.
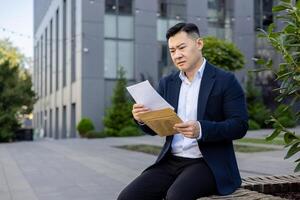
[179,46,185,49]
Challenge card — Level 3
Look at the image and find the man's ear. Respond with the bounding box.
[196,38,204,51]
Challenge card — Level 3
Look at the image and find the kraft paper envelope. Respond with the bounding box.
[138,108,183,137]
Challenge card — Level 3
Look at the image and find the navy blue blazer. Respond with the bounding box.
[139,62,248,195]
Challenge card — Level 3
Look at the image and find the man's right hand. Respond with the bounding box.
[132,104,150,123]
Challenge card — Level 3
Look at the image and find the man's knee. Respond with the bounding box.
[165,189,184,200]
[117,187,134,200]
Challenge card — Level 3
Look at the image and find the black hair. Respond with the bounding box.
[166,22,200,40]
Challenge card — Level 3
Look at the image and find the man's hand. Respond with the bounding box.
[132,104,150,123]
[173,120,200,138]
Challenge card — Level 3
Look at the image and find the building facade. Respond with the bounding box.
[33,0,274,138]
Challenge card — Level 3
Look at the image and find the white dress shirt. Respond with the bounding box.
[171,58,206,158]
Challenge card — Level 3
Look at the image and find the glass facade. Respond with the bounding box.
[104,0,134,79]
[207,0,232,40]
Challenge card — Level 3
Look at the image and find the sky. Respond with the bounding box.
[0,0,33,59]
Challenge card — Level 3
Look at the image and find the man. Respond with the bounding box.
[118,23,248,200]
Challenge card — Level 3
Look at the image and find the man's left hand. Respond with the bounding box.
[173,120,200,138]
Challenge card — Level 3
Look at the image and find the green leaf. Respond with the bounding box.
[284,132,299,144]
[272,5,288,12]
[249,68,270,73]
[285,142,300,159]
[267,23,276,34]
[266,128,282,141]
[295,161,300,172]
[254,58,266,65]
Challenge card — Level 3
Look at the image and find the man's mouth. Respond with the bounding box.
[177,61,185,66]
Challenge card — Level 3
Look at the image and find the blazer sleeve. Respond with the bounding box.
[135,79,166,136]
[199,74,248,142]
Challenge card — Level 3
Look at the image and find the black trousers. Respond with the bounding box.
[117,154,217,200]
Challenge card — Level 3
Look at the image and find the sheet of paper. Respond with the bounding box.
[126,80,174,110]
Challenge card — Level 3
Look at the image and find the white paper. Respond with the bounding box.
[126,80,174,110]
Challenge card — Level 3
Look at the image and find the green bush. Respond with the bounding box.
[77,118,95,137]
[103,67,139,137]
[248,119,261,130]
[103,127,116,137]
[248,102,271,128]
[202,36,245,71]
[118,126,142,137]
[246,73,271,129]
[85,130,106,139]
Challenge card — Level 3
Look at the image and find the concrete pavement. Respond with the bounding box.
[0,130,299,200]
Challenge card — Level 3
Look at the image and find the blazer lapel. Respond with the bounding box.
[197,63,216,120]
[168,72,181,113]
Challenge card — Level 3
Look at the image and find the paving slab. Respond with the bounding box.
[0,132,299,200]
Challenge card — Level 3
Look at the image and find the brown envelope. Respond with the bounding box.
[138,108,183,137]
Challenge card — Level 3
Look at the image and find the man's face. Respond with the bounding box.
[168,31,203,73]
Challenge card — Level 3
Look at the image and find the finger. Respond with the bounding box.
[133,104,145,109]
[174,127,194,132]
[181,132,194,138]
[133,107,150,114]
[174,123,190,128]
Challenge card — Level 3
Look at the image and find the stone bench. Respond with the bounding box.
[198,174,300,200]
[199,188,287,200]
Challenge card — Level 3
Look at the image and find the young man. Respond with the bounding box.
[118,23,248,200]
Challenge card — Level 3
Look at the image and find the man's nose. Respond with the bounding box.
[174,50,183,59]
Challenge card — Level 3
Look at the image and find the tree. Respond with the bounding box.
[0,39,36,142]
[102,67,141,137]
[202,36,245,71]
[257,0,300,172]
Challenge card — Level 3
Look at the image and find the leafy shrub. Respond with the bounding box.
[85,130,106,139]
[248,119,261,130]
[77,118,95,137]
[246,73,271,129]
[248,102,271,129]
[103,67,139,137]
[119,126,142,137]
[202,36,245,71]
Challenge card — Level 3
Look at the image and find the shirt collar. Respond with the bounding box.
[179,58,206,82]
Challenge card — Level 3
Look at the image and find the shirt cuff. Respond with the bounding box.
[197,121,202,140]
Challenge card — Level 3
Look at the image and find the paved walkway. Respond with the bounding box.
[0,130,299,200]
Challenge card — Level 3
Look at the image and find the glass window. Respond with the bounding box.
[207,0,226,25]
[118,0,132,15]
[104,14,117,38]
[104,0,134,79]
[118,15,133,39]
[105,0,117,14]
[168,19,182,28]
[104,40,117,78]
[157,18,168,41]
[254,0,273,30]
[167,4,186,19]
[118,41,133,79]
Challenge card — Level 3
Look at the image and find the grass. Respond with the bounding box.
[237,137,285,146]
[116,143,277,155]
[233,144,276,153]
[116,144,161,155]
